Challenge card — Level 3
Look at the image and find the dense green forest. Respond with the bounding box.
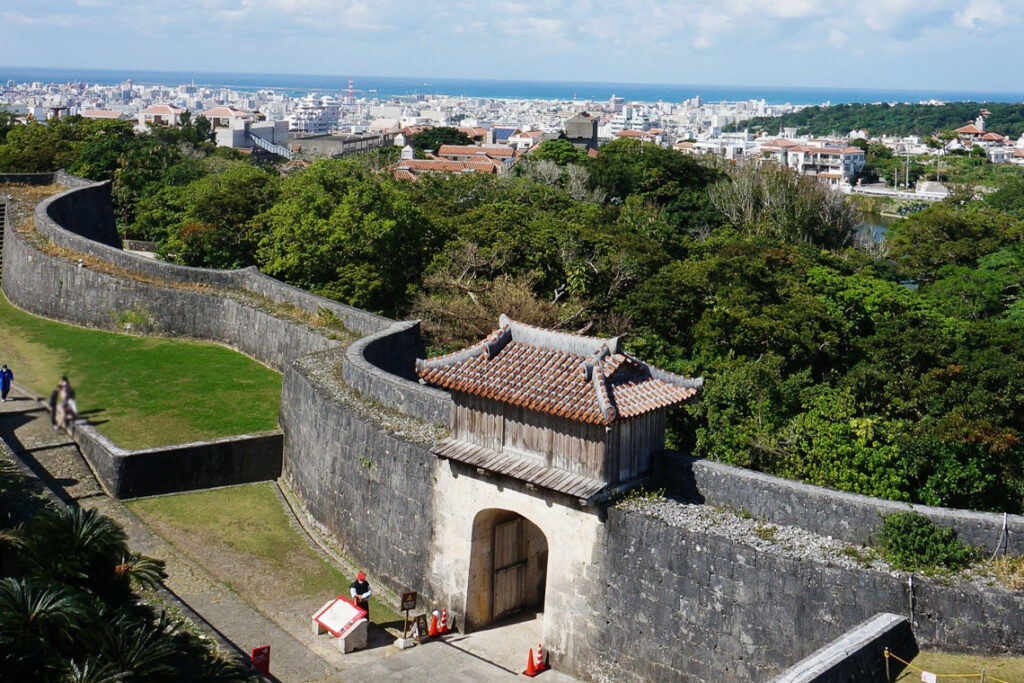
[727,101,1024,138]
[1,118,1023,515]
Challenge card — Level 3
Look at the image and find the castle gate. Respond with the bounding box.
[467,508,548,628]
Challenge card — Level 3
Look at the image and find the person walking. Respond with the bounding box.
[54,376,72,430]
[0,364,12,402]
[350,571,372,619]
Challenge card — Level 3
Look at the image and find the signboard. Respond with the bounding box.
[920,673,937,683]
[251,645,270,675]
[401,591,418,611]
[313,596,367,637]
[413,613,430,643]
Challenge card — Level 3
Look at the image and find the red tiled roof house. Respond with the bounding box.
[416,315,702,503]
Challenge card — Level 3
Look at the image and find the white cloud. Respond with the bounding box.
[828,28,847,48]
[954,0,1007,29]
[694,11,732,49]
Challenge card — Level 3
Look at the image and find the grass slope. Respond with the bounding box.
[127,483,401,626]
[896,651,1024,682]
[0,293,281,448]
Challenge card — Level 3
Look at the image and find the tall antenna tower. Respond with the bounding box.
[348,77,354,100]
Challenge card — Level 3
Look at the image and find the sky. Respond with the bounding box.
[1,0,1022,92]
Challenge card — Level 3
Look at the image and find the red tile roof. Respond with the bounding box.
[203,106,251,118]
[140,104,184,115]
[416,315,701,425]
[437,144,519,159]
[395,158,500,174]
[956,124,984,135]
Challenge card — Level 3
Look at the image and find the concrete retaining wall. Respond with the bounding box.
[71,421,283,499]
[658,452,1023,555]
[772,613,917,683]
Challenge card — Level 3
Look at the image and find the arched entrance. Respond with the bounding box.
[466,509,549,631]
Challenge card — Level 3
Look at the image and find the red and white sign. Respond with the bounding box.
[313,596,367,637]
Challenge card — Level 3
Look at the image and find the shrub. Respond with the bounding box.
[876,512,979,573]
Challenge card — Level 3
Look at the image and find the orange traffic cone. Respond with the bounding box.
[523,648,539,677]
[536,643,548,671]
[428,613,439,638]
[439,609,450,635]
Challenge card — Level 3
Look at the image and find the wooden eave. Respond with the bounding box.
[431,437,607,502]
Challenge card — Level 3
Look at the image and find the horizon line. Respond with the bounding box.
[1,65,1021,100]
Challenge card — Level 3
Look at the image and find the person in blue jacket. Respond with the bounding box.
[0,364,12,402]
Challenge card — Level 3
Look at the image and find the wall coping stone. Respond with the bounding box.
[771,613,917,683]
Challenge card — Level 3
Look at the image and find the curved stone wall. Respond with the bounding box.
[659,452,1023,555]
[342,321,450,424]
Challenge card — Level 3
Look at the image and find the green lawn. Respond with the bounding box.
[127,483,401,626]
[0,293,281,448]
[895,651,1024,682]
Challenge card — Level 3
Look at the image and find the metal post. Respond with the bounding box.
[884,647,891,682]
[981,668,986,683]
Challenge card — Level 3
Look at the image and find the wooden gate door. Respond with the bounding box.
[493,518,526,619]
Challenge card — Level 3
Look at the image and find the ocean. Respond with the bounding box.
[2,66,1022,106]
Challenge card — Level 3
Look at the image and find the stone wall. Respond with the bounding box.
[42,178,120,248]
[0,172,60,186]
[771,613,917,683]
[562,507,1024,682]
[72,421,283,499]
[658,452,1023,555]
[342,320,450,424]
[2,225,337,372]
[32,181,392,335]
[279,353,440,597]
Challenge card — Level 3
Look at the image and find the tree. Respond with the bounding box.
[888,204,1023,282]
[409,127,471,153]
[530,139,590,166]
[256,159,430,314]
[0,106,17,143]
[709,160,860,249]
[69,120,136,181]
[159,163,280,269]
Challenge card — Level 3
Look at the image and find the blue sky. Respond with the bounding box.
[1,0,1021,91]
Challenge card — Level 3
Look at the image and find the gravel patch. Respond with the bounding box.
[625,496,1003,587]
[295,349,447,445]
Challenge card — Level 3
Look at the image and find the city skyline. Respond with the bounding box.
[2,1,1020,93]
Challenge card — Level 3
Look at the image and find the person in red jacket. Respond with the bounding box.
[350,571,371,619]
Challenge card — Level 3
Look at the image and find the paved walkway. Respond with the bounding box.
[0,386,577,682]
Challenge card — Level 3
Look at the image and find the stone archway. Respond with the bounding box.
[466,508,549,631]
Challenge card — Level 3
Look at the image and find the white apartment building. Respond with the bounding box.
[783,145,866,186]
